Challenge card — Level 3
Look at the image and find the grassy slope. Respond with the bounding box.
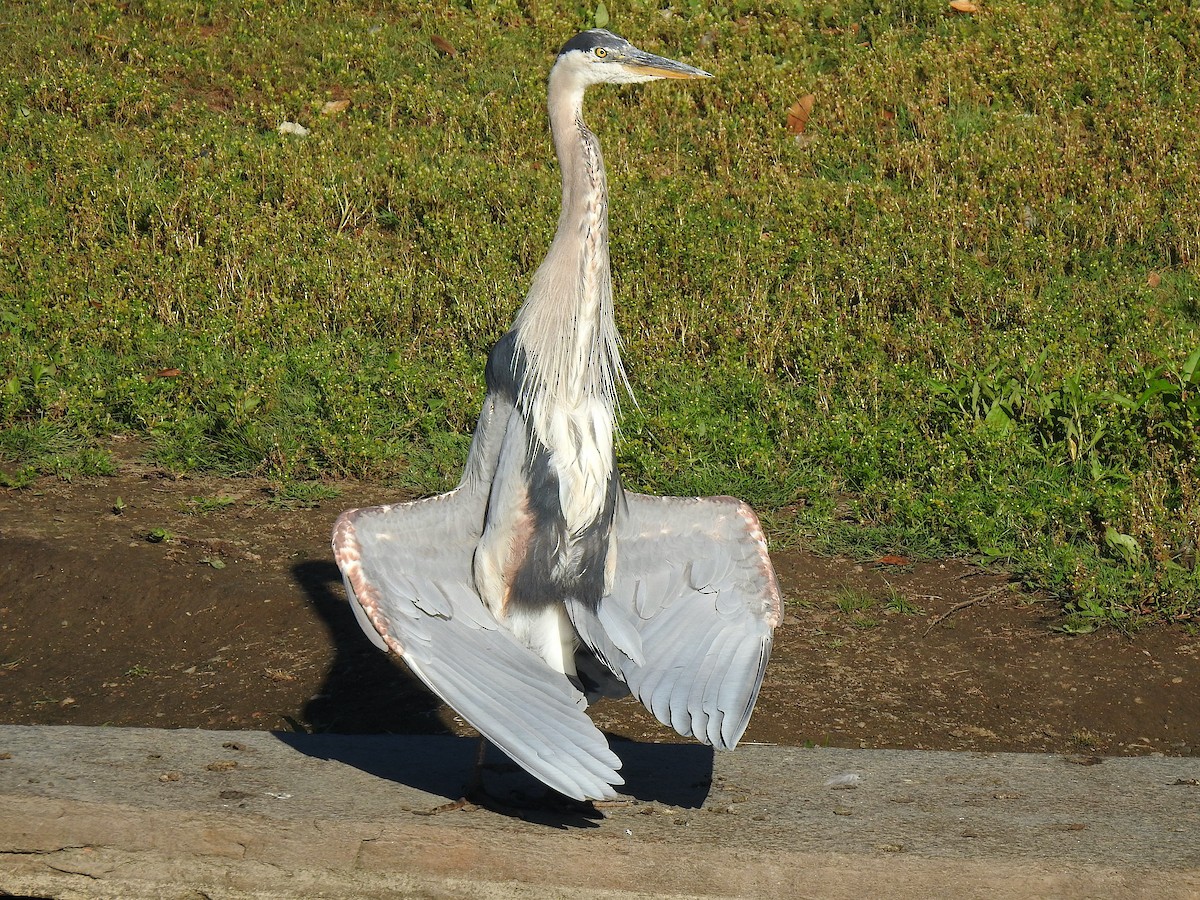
[1,0,1197,625]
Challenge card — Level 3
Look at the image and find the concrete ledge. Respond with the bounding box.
[1,726,1197,899]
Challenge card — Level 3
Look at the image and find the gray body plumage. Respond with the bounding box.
[333,30,781,801]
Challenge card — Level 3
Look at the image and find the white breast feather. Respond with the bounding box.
[547,396,614,535]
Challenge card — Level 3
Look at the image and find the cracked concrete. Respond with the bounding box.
[1,725,1198,899]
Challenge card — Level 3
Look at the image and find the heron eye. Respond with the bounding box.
[594,47,608,58]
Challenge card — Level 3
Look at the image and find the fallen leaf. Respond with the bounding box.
[949,0,979,12]
[787,94,815,135]
[320,99,351,116]
[1147,271,1161,288]
[154,368,182,378]
[276,121,310,137]
[877,555,912,566]
[431,35,457,57]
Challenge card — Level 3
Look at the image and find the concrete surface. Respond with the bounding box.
[0,725,1197,899]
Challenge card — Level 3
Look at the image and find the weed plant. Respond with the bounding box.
[1,0,1198,624]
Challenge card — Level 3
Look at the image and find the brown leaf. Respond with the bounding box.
[431,35,457,57]
[320,99,351,116]
[154,368,182,379]
[949,0,979,12]
[1147,271,1162,288]
[877,555,912,566]
[787,94,815,135]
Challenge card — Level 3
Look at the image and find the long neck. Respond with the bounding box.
[512,68,628,414]
[550,75,606,252]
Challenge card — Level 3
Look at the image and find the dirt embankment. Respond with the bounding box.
[1,451,1196,758]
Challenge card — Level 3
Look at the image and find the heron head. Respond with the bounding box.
[554,29,712,86]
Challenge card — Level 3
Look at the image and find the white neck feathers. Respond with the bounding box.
[512,65,629,421]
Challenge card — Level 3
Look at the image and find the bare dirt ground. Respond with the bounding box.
[1,438,1196,759]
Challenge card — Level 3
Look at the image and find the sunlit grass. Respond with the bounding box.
[1,0,1197,622]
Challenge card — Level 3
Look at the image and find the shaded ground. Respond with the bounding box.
[1,438,1196,759]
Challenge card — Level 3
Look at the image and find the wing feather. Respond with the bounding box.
[566,493,781,750]
[333,490,622,801]
[687,625,740,742]
[716,636,772,746]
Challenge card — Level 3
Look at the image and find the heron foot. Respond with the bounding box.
[414,795,480,815]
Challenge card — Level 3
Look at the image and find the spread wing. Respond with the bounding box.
[566,493,781,749]
[332,487,623,801]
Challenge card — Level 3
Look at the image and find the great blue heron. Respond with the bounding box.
[332,29,781,802]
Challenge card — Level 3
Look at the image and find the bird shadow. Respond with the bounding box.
[276,729,715,828]
[289,559,453,736]
[281,558,716,827]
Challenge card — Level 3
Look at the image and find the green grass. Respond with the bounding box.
[2,0,1198,624]
[0,421,115,485]
[185,494,236,514]
[834,586,876,616]
[834,587,880,628]
[264,480,343,510]
[883,589,923,616]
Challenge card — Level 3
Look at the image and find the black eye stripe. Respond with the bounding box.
[557,29,625,58]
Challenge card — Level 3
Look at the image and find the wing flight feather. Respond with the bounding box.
[333,491,623,800]
[566,493,781,750]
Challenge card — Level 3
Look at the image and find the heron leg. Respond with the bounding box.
[417,736,490,815]
[465,733,488,795]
